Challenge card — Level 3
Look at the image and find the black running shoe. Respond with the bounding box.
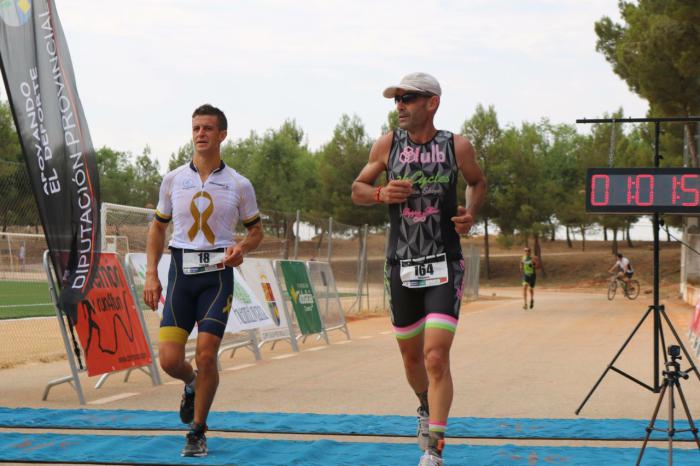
[530,299,534,309]
[181,424,207,457]
[180,385,195,424]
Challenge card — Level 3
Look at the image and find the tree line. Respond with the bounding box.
[0,1,698,277]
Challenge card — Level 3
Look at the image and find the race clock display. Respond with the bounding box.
[586,168,700,214]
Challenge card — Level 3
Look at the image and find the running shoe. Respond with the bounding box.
[180,384,195,424]
[181,424,207,457]
[522,303,527,310]
[530,299,534,309]
[418,451,444,466]
[417,407,429,450]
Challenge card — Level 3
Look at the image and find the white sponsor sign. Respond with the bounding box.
[240,258,291,341]
[127,253,272,338]
[228,268,273,331]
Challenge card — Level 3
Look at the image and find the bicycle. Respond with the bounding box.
[607,274,640,300]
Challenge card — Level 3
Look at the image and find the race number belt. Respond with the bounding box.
[399,253,449,289]
[182,250,225,275]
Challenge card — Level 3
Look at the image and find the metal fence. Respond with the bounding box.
[1,198,482,367]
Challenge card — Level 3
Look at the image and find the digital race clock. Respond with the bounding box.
[586,168,700,214]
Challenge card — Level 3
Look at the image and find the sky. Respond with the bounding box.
[5,0,650,173]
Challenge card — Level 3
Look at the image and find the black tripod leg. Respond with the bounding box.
[674,381,700,451]
[577,306,654,415]
[637,382,667,466]
[660,309,700,381]
[668,383,674,466]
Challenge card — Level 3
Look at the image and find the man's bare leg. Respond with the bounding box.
[193,332,222,425]
[397,333,430,450]
[159,341,195,383]
[424,328,455,457]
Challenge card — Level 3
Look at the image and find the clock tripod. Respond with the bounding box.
[575,116,700,415]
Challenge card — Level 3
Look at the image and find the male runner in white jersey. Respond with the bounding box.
[352,73,486,466]
[143,104,263,457]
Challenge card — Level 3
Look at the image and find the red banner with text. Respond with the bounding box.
[74,253,152,376]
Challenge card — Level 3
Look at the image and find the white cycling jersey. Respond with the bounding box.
[155,161,260,250]
[616,257,633,273]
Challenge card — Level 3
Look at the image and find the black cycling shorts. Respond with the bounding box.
[522,274,536,288]
[159,248,233,344]
[384,258,465,339]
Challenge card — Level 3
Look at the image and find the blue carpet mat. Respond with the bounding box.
[1,432,700,465]
[1,407,699,441]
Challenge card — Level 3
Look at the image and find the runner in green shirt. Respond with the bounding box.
[520,247,536,310]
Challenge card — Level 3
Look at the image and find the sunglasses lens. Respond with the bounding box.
[395,93,419,104]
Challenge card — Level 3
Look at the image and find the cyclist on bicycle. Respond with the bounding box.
[608,252,634,288]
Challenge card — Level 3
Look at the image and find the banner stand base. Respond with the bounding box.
[298,329,330,345]
[258,333,299,352]
[42,250,86,405]
[324,323,350,340]
[94,364,159,390]
[217,330,262,367]
[42,374,85,405]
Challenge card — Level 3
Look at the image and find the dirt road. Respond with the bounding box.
[3,286,699,423]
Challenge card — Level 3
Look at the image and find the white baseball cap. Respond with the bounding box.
[383,72,442,98]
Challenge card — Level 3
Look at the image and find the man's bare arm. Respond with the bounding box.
[223,221,263,267]
[238,222,263,255]
[143,219,168,310]
[455,134,487,217]
[450,134,487,234]
[352,132,412,205]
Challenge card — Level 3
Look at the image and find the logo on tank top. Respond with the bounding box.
[402,205,439,223]
[399,143,446,164]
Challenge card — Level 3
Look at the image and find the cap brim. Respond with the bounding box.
[382,84,425,98]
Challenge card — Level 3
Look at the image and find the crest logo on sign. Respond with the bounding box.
[0,0,31,27]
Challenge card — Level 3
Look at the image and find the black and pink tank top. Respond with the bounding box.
[385,129,462,262]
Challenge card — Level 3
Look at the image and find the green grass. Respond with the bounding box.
[0,280,356,320]
[0,280,55,319]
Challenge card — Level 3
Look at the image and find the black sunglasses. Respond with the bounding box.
[394,93,432,104]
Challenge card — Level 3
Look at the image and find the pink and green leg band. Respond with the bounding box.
[429,421,447,434]
[425,313,458,333]
[394,317,426,340]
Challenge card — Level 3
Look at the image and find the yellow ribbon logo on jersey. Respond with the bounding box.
[188,191,216,244]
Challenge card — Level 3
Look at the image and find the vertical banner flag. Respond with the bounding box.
[76,253,151,376]
[0,0,101,323]
[279,260,323,335]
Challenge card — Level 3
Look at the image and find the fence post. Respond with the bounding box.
[327,217,333,263]
[100,202,109,251]
[355,224,368,312]
[383,227,389,310]
[293,210,300,259]
[365,227,370,311]
[6,234,13,271]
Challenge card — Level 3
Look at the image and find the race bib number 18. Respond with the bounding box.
[182,251,225,275]
[399,253,449,288]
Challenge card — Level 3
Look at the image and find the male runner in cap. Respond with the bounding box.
[352,72,486,466]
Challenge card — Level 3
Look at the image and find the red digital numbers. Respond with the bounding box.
[588,169,700,212]
[590,174,609,206]
[673,174,700,206]
[627,174,654,206]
